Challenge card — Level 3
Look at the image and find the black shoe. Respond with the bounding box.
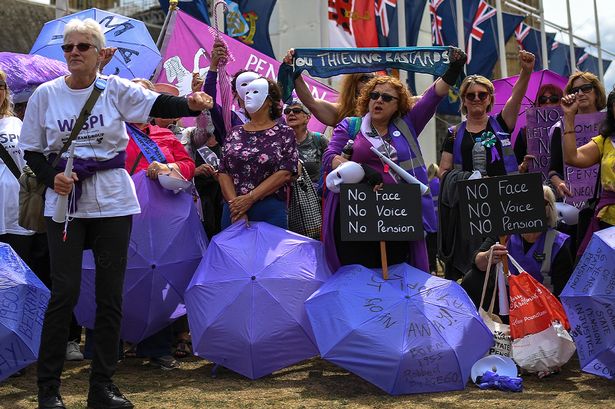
[38,385,65,409]
[87,383,134,409]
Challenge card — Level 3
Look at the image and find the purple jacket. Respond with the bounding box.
[203,70,244,144]
[507,230,569,283]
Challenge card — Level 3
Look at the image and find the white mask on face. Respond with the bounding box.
[236,71,260,100]
[244,78,269,114]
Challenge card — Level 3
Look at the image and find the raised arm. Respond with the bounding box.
[560,94,600,168]
[501,50,535,131]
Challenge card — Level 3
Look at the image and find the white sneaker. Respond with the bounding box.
[66,340,84,361]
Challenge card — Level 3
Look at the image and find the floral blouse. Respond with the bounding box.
[220,124,298,201]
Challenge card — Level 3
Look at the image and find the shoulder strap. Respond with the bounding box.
[393,117,424,168]
[541,229,557,274]
[0,143,21,180]
[51,78,106,168]
[347,117,361,139]
[310,131,323,151]
[129,152,144,176]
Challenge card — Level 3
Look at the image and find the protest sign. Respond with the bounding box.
[526,106,562,182]
[458,173,547,237]
[340,184,423,242]
[564,111,605,208]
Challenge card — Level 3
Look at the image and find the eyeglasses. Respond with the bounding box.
[284,107,306,115]
[369,91,399,103]
[359,74,375,83]
[465,92,490,101]
[569,84,594,95]
[538,95,561,104]
[61,43,97,53]
[0,80,6,90]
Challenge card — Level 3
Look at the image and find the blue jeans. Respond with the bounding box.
[221,196,287,230]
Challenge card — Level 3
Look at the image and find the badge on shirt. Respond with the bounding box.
[533,252,546,262]
[392,130,401,137]
[500,137,511,147]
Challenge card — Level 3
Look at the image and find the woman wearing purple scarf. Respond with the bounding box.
[322,48,466,273]
[18,18,213,409]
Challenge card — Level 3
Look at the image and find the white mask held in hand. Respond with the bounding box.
[236,71,260,100]
[244,78,269,114]
[325,161,365,193]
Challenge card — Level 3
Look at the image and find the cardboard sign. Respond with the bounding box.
[458,173,547,237]
[526,106,562,182]
[340,184,423,242]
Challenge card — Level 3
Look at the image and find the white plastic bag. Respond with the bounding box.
[512,321,576,373]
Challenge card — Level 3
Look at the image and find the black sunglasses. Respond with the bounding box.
[369,91,399,103]
[538,95,561,104]
[61,43,97,53]
[570,84,594,95]
[359,74,375,83]
[284,107,306,115]
[465,92,490,101]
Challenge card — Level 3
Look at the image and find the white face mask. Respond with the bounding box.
[325,161,365,193]
[244,78,269,114]
[236,71,260,100]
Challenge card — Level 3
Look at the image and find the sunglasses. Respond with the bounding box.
[359,74,375,83]
[465,92,490,101]
[569,84,594,95]
[538,95,561,104]
[61,43,97,53]
[284,107,306,115]
[369,91,399,103]
[0,80,6,90]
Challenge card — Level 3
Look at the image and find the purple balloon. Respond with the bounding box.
[185,221,331,379]
[74,172,208,343]
[0,52,68,103]
[0,243,50,381]
[305,263,494,395]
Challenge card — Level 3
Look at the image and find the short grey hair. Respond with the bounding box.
[63,18,105,50]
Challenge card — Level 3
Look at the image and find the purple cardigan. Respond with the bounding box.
[322,84,444,272]
[203,70,243,144]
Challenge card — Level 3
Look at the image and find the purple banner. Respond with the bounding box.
[564,111,605,208]
[154,10,338,132]
[526,106,562,182]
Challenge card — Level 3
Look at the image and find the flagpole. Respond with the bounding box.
[495,0,508,77]
[455,0,465,52]
[157,0,178,49]
[397,0,407,85]
[320,0,329,48]
[539,0,548,70]
[566,0,576,73]
[593,0,604,82]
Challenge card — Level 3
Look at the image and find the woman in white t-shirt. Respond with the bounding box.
[19,19,213,409]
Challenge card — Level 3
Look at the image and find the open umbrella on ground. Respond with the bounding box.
[0,52,68,103]
[561,227,615,380]
[75,171,207,343]
[0,243,50,381]
[305,263,493,395]
[185,221,331,379]
[30,8,161,79]
[491,69,568,143]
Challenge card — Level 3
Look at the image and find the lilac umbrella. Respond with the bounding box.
[75,171,208,342]
[561,227,615,380]
[185,221,331,379]
[0,52,68,103]
[492,69,568,144]
[0,243,50,381]
[305,263,494,395]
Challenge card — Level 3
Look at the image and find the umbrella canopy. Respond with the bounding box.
[30,8,161,80]
[0,243,50,381]
[185,221,331,380]
[491,69,568,143]
[75,172,207,342]
[561,227,615,380]
[0,52,69,103]
[305,263,493,395]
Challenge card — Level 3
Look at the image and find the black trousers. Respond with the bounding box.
[37,216,132,389]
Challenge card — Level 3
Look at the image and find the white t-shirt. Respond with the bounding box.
[0,116,33,235]
[19,75,158,218]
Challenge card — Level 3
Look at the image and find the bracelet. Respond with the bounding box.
[564,130,576,135]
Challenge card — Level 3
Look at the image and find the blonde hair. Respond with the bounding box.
[544,185,557,228]
[356,76,413,118]
[427,163,439,180]
[64,18,105,50]
[459,75,495,115]
[0,69,12,117]
[335,74,366,122]
[565,71,606,111]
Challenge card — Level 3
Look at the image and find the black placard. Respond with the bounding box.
[457,173,547,237]
[340,184,423,241]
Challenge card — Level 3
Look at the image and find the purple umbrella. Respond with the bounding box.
[305,263,494,395]
[492,69,568,144]
[0,243,50,381]
[185,221,331,379]
[561,227,615,380]
[75,171,208,342]
[0,52,68,103]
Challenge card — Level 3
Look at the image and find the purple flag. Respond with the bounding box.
[526,106,563,182]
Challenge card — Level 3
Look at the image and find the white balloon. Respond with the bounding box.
[244,78,269,114]
[236,71,260,100]
[325,161,365,193]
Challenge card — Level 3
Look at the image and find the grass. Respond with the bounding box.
[1,355,614,409]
